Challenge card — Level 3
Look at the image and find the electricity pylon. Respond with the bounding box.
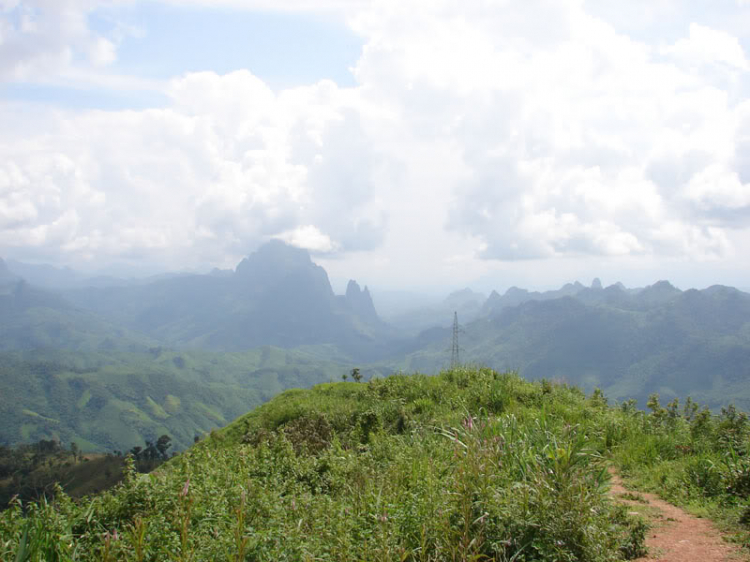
[450,311,460,369]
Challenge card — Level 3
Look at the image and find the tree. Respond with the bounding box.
[351,368,362,383]
[156,435,172,460]
[143,441,159,461]
[70,441,79,463]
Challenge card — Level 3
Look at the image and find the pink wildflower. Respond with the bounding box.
[180,478,190,498]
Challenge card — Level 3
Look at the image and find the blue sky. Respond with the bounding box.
[2,0,750,294]
[90,3,362,87]
[1,2,362,109]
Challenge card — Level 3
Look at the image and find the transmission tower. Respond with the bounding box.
[450,311,460,369]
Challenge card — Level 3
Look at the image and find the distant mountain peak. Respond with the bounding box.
[447,288,478,299]
[235,239,313,276]
[604,282,626,293]
[345,279,380,323]
[0,257,19,284]
[644,280,680,293]
[637,280,681,304]
[591,278,603,290]
[209,267,232,277]
[562,281,585,291]
[444,288,485,307]
[346,279,364,297]
[505,286,529,297]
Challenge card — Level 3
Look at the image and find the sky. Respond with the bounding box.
[1,0,750,295]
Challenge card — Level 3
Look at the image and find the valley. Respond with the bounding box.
[3,243,750,454]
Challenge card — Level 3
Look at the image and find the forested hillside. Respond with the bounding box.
[0,348,350,452]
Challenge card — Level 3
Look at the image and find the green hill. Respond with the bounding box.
[0,348,349,452]
[2,368,748,560]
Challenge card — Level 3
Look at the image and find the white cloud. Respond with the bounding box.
[155,0,368,14]
[0,69,390,269]
[0,0,143,84]
[344,1,750,261]
[662,23,749,71]
[2,0,750,286]
[275,224,338,252]
[88,36,117,66]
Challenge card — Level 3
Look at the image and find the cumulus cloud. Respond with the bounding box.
[2,0,750,276]
[157,0,369,12]
[346,0,750,260]
[0,0,125,82]
[275,225,338,253]
[662,23,749,71]
[0,69,390,269]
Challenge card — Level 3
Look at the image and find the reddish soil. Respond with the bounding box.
[610,472,746,562]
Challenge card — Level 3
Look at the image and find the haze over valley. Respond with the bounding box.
[2,240,750,454]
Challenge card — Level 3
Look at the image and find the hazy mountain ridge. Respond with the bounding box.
[0,258,19,285]
[5,258,194,290]
[5,243,750,451]
[0,278,157,352]
[382,287,486,336]
[394,281,750,411]
[56,240,394,359]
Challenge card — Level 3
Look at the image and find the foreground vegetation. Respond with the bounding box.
[611,393,750,545]
[0,368,748,560]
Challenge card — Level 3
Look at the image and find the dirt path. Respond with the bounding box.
[609,472,745,561]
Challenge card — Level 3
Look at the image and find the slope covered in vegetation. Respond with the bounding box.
[0,347,349,451]
[1,368,748,561]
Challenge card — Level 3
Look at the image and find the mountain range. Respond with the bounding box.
[59,240,393,359]
[393,279,750,411]
[3,242,750,451]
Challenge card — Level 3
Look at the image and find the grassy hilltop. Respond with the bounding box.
[1,368,749,561]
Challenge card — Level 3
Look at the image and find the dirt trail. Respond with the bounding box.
[609,472,745,561]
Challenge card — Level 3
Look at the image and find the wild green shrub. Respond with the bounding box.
[682,458,723,498]
[723,449,750,500]
[0,368,674,561]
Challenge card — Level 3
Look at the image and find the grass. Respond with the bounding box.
[1,368,748,560]
[618,492,648,504]
[0,369,645,561]
[605,395,750,548]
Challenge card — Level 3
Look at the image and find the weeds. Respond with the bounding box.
[8,368,740,560]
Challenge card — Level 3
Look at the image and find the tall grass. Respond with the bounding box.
[3,367,730,561]
[609,396,750,547]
